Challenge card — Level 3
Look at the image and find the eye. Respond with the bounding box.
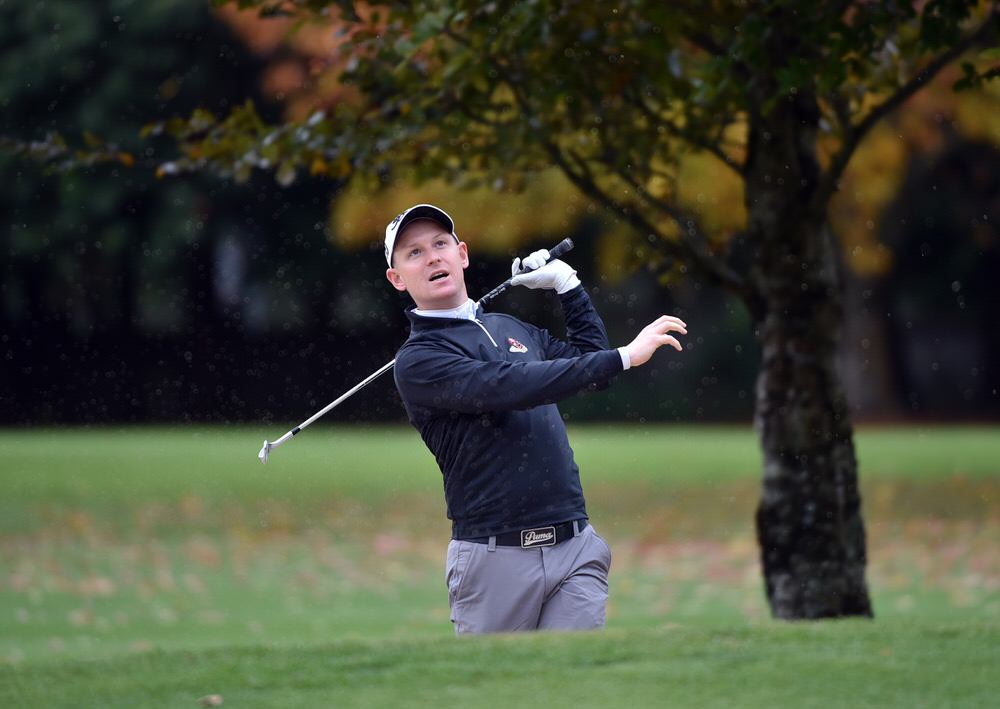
[408,247,420,258]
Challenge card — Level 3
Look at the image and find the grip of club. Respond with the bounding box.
[546,237,574,263]
[518,238,575,274]
[477,238,576,307]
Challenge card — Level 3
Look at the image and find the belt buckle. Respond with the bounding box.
[520,526,556,548]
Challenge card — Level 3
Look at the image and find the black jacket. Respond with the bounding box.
[393,285,623,538]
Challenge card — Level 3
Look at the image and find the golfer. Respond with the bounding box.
[384,204,686,634]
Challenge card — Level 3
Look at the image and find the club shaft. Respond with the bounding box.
[294,358,396,433]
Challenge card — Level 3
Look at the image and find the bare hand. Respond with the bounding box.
[625,315,687,367]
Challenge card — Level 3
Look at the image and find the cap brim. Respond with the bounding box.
[394,205,454,237]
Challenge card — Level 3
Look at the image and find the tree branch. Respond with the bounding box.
[543,141,690,268]
[819,9,998,203]
[829,92,852,135]
[545,139,707,273]
[605,161,747,292]
[451,100,513,129]
[498,63,747,291]
[626,91,746,177]
[665,0,752,78]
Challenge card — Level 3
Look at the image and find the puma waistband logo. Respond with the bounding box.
[521,527,556,548]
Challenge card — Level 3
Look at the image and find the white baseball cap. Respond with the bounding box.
[384,203,458,267]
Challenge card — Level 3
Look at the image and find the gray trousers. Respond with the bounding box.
[445,523,612,634]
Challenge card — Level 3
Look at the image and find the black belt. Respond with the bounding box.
[460,519,588,548]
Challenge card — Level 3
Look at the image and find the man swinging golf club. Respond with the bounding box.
[385,204,687,634]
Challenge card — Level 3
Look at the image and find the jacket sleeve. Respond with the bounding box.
[536,285,611,360]
[394,343,623,414]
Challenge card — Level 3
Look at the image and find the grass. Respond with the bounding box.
[1,424,998,706]
[2,624,997,708]
[2,424,998,504]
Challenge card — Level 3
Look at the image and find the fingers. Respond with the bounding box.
[650,314,686,328]
[512,249,552,275]
[643,315,687,336]
[624,315,687,368]
[659,335,682,351]
[522,249,550,271]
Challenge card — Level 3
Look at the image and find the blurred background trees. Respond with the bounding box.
[1,0,370,423]
[1,0,763,425]
[3,0,996,426]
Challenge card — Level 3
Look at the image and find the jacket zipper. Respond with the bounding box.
[473,318,499,349]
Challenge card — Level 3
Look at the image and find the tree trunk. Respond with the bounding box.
[743,78,873,618]
[751,221,873,619]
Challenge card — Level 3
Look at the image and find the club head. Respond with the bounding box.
[258,440,271,465]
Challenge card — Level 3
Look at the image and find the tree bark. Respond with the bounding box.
[744,83,873,618]
[752,222,873,618]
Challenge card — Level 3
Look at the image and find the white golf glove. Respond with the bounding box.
[510,249,581,294]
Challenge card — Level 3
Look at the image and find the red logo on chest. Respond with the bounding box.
[507,337,528,353]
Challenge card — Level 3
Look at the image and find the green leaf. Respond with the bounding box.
[276,160,297,187]
[411,9,449,44]
[233,161,252,184]
[139,122,164,139]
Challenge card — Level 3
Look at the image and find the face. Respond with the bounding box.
[385,219,469,310]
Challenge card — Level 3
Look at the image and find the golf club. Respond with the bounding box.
[257,237,575,464]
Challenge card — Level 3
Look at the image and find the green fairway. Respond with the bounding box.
[2,424,998,505]
[1,425,998,705]
[2,623,997,708]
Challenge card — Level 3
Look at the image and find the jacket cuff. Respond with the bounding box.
[557,283,588,302]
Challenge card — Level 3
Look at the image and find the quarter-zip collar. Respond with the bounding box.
[405,302,484,331]
[413,298,478,321]
[405,302,498,348]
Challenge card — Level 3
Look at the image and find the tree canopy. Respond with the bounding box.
[7,2,997,288]
[117,1,996,287]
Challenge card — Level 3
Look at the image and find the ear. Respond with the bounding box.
[458,241,469,269]
[385,267,407,292]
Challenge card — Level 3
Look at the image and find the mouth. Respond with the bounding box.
[429,270,449,282]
